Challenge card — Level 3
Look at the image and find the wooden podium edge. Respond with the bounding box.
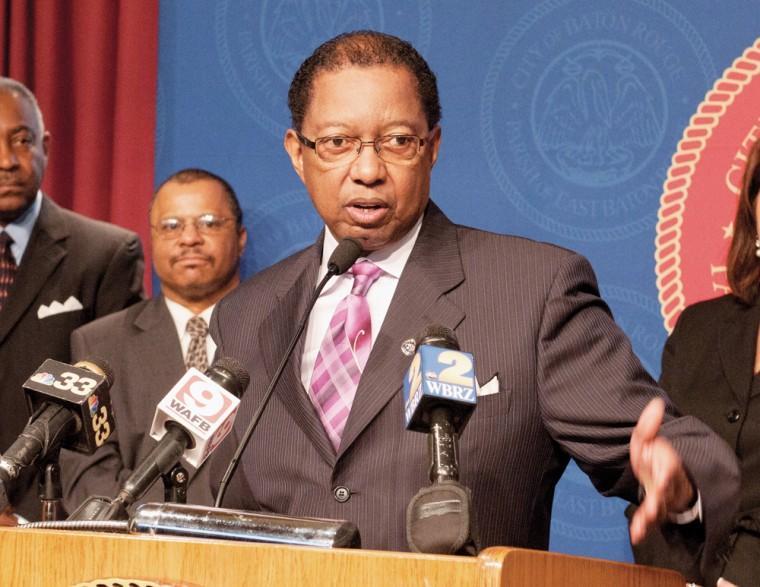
[477,546,685,586]
[1,527,685,586]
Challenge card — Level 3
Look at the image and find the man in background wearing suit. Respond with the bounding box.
[209,31,739,583]
[60,168,247,515]
[0,77,144,522]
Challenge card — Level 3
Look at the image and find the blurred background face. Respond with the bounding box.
[0,90,49,226]
[150,178,246,308]
[285,65,440,252]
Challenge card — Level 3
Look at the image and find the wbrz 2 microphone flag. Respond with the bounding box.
[404,345,477,433]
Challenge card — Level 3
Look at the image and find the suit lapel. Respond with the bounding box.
[133,295,186,377]
[718,300,760,403]
[339,203,466,456]
[256,243,338,465]
[132,296,214,487]
[0,197,68,345]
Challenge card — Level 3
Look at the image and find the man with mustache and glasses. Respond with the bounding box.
[0,77,144,523]
[60,168,247,514]
[208,31,739,585]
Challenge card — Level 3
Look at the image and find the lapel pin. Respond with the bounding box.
[401,338,416,357]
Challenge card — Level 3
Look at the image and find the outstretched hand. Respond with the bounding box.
[629,398,695,544]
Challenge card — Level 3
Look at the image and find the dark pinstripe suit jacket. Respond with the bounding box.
[209,202,738,580]
[59,296,214,514]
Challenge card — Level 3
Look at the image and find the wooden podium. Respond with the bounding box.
[0,527,684,586]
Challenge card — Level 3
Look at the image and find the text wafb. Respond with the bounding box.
[150,368,241,468]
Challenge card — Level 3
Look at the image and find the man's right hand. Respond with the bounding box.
[0,507,18,526]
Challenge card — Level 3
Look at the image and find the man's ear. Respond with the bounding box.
[427,125,441,168]
[237,226,248,256]
[42,130,51,158]
[284,129,305,182]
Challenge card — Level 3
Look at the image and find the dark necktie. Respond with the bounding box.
[0,232,17,311]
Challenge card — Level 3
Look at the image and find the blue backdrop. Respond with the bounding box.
[155,0,760,562]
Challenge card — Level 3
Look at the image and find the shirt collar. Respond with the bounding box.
[163,296,215,333]
[319,214,423,280]
[2,190,43,264]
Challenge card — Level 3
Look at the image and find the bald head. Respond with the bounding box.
[0,77,45,135]
[0,78,49,225]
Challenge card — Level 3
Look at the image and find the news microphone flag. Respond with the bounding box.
[23,358,115,454]
[149,367,241,468]
[403,344,477,433]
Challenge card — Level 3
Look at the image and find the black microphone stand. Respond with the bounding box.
[214,238,362,507]
[405,326,479,555]
[39,453,65,521]
[162,462,189,504]
[214,270,336,507]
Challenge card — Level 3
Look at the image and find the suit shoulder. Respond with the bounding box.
[456,223,575,257]
[222,244,314,304]
[454,224,583,279]
[72,298,149,340]
[59,206,139,244]
[43,204,144,280]
[675,294,742,329]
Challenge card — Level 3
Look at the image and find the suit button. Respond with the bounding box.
[726,410,741,423]
[333,486,351,503]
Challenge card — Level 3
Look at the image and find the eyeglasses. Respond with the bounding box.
[151,214,235,239]
[296,132,430,166]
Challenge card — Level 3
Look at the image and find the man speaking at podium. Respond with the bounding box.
[209,31,739,585]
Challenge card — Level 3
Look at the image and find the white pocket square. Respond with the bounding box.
[477,375,500,397]
[37,296,83,319]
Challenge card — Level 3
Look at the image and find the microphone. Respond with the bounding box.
[326,237,362,275]
[20,502,362,550]
[214,237,363,507]
[404,325,477,479]
[76,357,249,521]
[0,358,115,512]
[129,502,361,549]
[403,325,479,554]
[148,356,250,468]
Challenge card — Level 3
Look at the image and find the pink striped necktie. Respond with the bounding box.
[309,260,383,451]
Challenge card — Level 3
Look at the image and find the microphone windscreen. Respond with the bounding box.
[416,324,460,350]
[74,357,115,388]
[207,357,250,398]
[406,481,479,555]
[327,238,363,275]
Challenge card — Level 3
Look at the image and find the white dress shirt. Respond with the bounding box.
[300,216,423,392]
[1,190,42,264]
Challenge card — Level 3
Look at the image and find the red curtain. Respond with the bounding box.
[1,0,159,292]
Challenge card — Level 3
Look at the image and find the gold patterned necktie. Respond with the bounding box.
[185,315,209,372]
